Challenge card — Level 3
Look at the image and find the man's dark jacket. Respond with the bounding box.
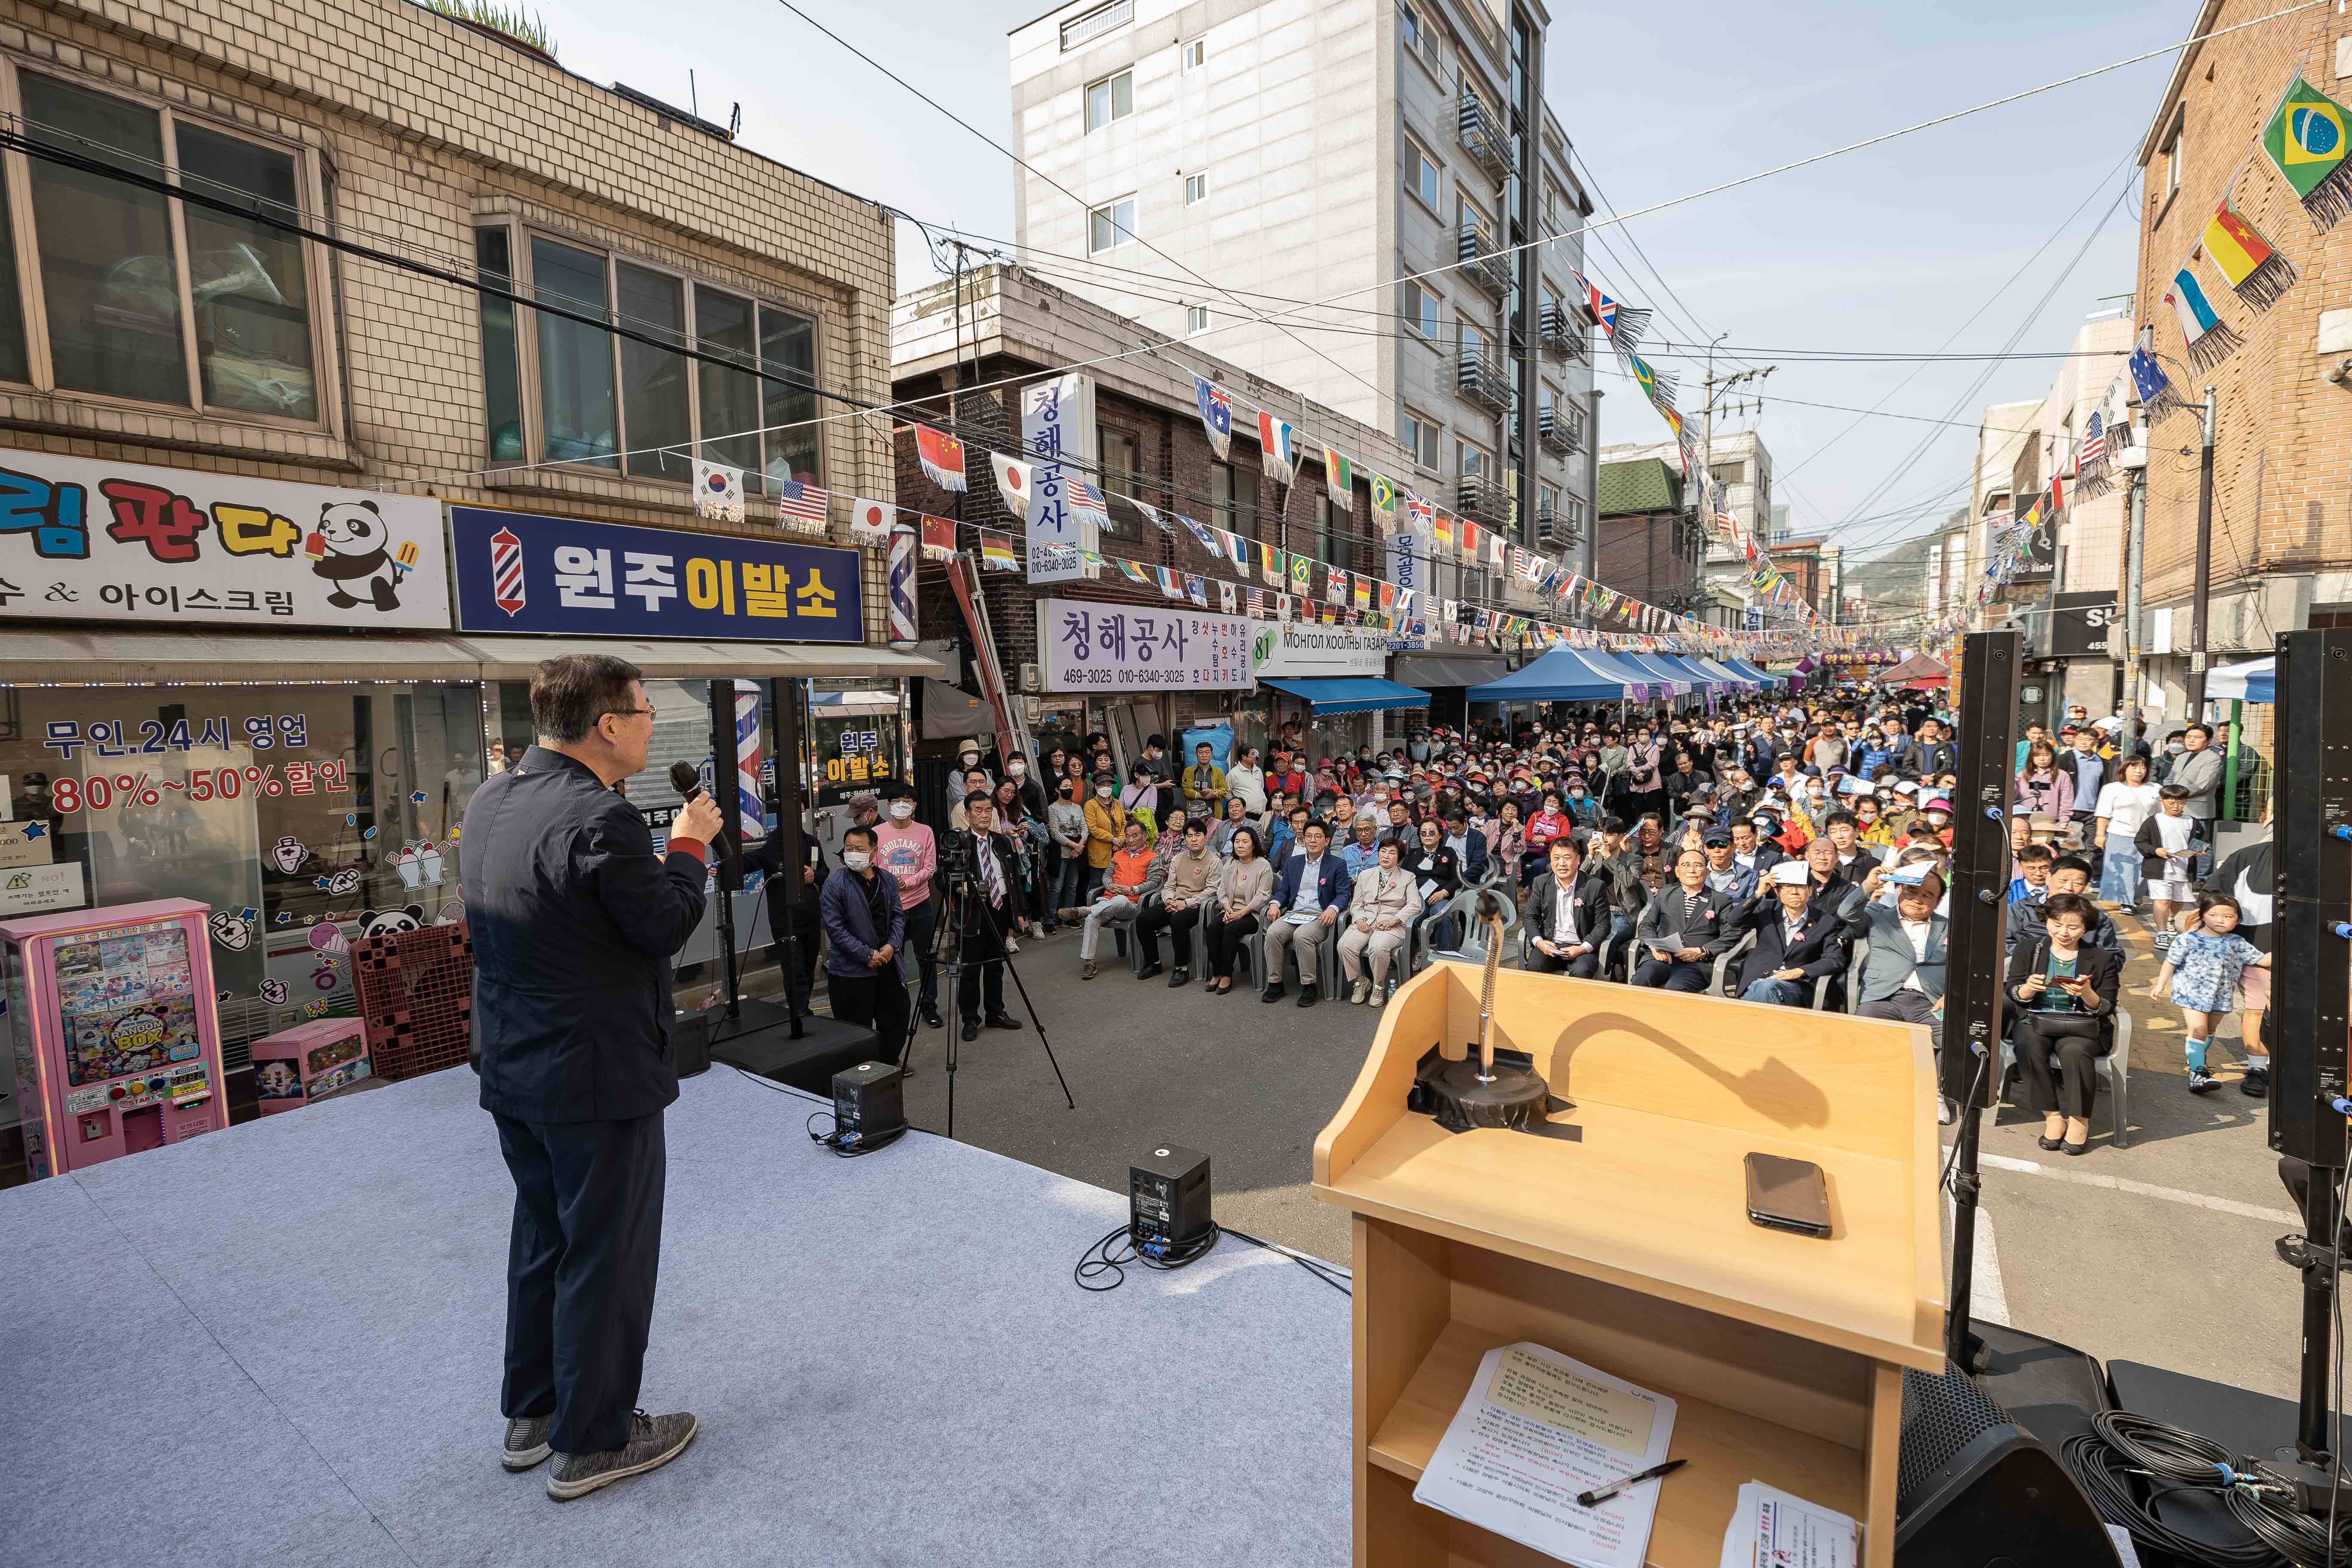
[462,746,710,1123]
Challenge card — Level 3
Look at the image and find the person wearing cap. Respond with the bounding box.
[1081,772,1127,898]
[1729,860,1850,1007]
[1180,741,1227,812]
[1632,846,1743,992]
[1917,797,1955,851]
[1701,832,1758,906]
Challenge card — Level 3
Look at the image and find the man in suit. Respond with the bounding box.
[1632,846,1743,992]
[1732,861,1851,1006]
[1263,818,1352,1006]
[1855,866,1948,1053]
[1525,836,1610,978]
[462,653,717,1500]
[951,790,1027,1041]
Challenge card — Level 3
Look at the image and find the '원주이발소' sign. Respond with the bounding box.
[1041,598,1252,690]
[0,449,450,629]
[450,507,863,642]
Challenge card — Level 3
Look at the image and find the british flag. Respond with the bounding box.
[775,478,830,531]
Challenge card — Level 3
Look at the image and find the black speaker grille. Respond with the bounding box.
[1897,1361,2009,1513]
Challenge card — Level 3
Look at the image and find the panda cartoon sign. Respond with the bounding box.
[0,450,450,629]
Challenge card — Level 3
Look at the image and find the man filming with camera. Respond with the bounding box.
[951,790,1028,1042]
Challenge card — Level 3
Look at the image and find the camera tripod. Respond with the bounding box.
[897,840,1074,1141]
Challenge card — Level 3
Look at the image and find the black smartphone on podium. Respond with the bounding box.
[1744,1152,1831,1238]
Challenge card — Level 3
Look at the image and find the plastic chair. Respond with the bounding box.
[1255,917,1342,997]
[1106,892,1158,977]
[1995,1010,2133,1149]
[1712,929,1757,997]
[1839,938,1870,1014]
[1417,885,1519,972]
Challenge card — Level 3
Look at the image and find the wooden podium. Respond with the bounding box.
[1312,964,1944,1568]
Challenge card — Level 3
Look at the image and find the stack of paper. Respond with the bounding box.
[1412,1341,1677,1568]
[1719,1482,1857,1568]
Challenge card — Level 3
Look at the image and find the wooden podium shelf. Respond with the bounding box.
[1313,965,1944,1568]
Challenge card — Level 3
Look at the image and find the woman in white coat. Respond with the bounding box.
[1338,837,1424,1003]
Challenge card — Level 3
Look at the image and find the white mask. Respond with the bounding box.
[1097,786,1114,799]
[842,850,872,871]
[1009,762,1027,777]
[889,801,914,821]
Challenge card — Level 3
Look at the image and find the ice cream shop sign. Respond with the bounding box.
[0,450,450,629]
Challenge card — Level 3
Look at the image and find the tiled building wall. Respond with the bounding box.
[0,0,899,640]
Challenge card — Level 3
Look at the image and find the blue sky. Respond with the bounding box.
[530,0,2200,563]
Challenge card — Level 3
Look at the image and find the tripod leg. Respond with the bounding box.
[995,948,1076,1112]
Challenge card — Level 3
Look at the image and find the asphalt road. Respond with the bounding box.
[874,900,2309,1409]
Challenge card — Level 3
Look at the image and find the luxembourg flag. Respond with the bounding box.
[1257,412,1298,485]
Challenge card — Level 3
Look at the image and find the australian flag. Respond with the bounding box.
[1194,374,1233,462]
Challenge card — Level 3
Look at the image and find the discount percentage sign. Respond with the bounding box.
[112,772,162,805]
[244,763,284,797]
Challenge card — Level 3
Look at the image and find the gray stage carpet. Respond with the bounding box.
[0,1066,1349,1567]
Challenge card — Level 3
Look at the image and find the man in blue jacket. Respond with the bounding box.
[820,823,907,1056]
[1262,818,1352,1006]
[462,654,717,1501]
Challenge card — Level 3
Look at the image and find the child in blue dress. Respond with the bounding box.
[2148,893,2271,1095]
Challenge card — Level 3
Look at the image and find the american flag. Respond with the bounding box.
[2077,411,2106,472]
[775,478,830,530]
[1069,477,1111,524]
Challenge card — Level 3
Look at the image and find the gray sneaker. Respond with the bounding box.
[502,1415,552,1470]
[545,1410,697,1501]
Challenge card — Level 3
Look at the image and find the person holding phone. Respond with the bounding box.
[2004,893,2122,1156]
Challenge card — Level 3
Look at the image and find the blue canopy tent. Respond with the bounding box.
[1722,658,1779,687]
[1575,647,1677,704]
[2210,656,2275,704]
[1618,652,1694,697]
[1461,648,1628,703]
[1656,653,1728,693]
[1695,656,1760,690]
[1257,676,1431,714]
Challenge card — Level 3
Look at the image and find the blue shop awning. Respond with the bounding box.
[1259,676,1432,714]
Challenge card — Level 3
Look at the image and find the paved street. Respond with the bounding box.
[877,903,2305,1405]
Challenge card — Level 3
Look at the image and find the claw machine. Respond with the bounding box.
[1,898,227,1181]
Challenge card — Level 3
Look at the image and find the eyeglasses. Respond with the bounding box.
[604,705,658,721]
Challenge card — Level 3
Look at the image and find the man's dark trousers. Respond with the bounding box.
[830,966,911,1058]
[495,1110,665,1456]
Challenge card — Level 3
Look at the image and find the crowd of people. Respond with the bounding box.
[780,689,2270,1157]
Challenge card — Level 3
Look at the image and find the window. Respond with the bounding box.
[1403,410,1439,470]
[1182,37,1206,70]
[1185,172,1209,205]
[2161,107,2184,205]
[1084,70,1133,132]
[1088,195,1138,252]
[1404,136,1440,211]
[1097,424,1139,504]
[1211,459,1256,536]
[1185,304,1211,335]
[1398,2,1426,56]
[1457,191,1489,236]
[477,221,821,484]
[1404,281,1439,340]
[1460,318,1490,361]
[1312,493,1347,572]
[10,70,330,420]
[1457,439,1490,481]
[1540,482,1559,518]
[1061,0,1132,52]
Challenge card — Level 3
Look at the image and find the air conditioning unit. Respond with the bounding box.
[1020,662,1042,693]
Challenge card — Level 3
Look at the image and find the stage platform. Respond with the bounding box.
[0,1065,1350,1567]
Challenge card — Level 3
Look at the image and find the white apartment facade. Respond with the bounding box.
[1007,0,1599,582]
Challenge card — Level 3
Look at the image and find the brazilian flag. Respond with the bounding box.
[2266,74,2352,228]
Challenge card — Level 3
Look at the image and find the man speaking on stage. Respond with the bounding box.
[460,653,720,1501]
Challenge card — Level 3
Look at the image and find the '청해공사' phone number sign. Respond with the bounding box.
[1042,598,1252,691]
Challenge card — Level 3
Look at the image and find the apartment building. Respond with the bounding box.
[2130,0,2352,720]
[1006,0,1598,581]
[1595,429,1774,626]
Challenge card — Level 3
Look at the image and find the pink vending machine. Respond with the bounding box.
[0,898,227,1181]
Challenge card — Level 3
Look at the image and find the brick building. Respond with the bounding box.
[1593,455,1702,611]
[0,0,927,1149]
[2130,0,2352,721]
[891,263,1532,754]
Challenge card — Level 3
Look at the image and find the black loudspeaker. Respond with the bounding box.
[2269,627,2352,1169]
[1894,1363,2122,1567]
[1129,1144,1212,1248]
[1940,632,2021,1109]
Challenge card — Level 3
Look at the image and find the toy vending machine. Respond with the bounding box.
[248,1017,370,1115]
[0,899,227,1180]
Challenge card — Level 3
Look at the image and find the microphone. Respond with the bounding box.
[668,760,729,854]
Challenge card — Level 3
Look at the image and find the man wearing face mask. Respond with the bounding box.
[872,786,941,1028]
[819,824,907,1059]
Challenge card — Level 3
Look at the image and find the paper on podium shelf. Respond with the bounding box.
[1411,1341,1677,1568]
[1718,1481,1856,1568]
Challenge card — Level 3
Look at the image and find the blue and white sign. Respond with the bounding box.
[1386,527,1430,650]
[1021,374,1093,584]
[450,506,863,643]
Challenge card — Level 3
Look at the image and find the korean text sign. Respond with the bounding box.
[450,507,863,643]
[1041,597,1252,691]
[0,448,450,629]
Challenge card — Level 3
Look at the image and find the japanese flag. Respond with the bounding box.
[989,451,1033,520]
[849,498,895,544]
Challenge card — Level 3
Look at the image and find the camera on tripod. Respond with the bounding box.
[939,831,974,896]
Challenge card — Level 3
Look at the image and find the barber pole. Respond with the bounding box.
[490,527,526,617]
[733,683,766,843]
[888,524,919,647]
